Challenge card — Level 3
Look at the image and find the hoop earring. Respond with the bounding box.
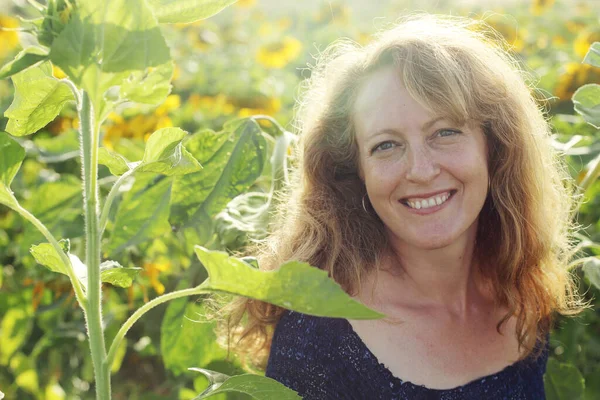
[362,194,369,213]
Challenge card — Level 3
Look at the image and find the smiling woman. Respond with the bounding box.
[216,14,586,399]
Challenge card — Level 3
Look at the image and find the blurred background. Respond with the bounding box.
[0,0,599,399]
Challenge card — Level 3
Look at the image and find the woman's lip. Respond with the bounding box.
[400,189,456,202]
[400,190,456,214]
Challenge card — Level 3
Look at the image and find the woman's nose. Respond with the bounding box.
[404,145,440,183]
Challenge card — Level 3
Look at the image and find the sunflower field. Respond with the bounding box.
[0,0,599,399]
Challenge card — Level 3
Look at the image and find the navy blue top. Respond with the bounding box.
[266,310,548,400]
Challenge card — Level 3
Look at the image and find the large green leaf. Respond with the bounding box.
[147,0,238,24]
[120,61,174,105]
[544,358,585,400]
[0,47,48,80]
[106,173,172,255]
[191,370,300,400]
[4,64,74,137]
[170,120,267,244]
[138,128,202,176]
[0,132,25,206]
[583,42,600,68]
[49,0,171,115]
[161,282,227,376]
[573,84,600,129]
[194,246,384,319]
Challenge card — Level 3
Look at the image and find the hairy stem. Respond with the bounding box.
[80,91,110,400]
[105,284,209,369]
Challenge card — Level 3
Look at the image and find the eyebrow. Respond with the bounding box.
[368,116,448,139]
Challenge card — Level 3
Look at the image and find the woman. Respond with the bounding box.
[219,14,584,399]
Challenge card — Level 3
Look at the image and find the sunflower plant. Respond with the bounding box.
[0,1,383,399]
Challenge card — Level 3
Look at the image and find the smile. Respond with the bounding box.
[400,190,456,210]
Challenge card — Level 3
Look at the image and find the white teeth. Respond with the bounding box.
[404,192,452,210]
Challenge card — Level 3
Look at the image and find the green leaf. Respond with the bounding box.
[0,308,33,366]
[161,284,227,376]
[170,120,268,244]
[138,128,202,176]
[582,257,600,290]
[147,0,238,24]
[573,84,600,129]
[4,64,74,137]
[20,176,83,253]
[583,42,600,68]
[0,132,25,206]
[98,148,133,176]
[49,0,171,116]
[544,358,585,400]
[33,129,80,163]
[106,173,172,255]
[194,246,384,319]
[0,47,48,80]
[120,61,174,105]
[29,240,70,275]
[100,260,141,288]
[190,371,300,400]
[215,192,270,250]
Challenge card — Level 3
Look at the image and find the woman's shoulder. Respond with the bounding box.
[266,310,350,367]
[265,310,373,399]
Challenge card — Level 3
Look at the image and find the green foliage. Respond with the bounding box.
[195,246,385,319]
[545,358,586,400]
[0,47,48,80]
[0,0,599,399]
[30,240,71,275]
[146,0,239,24]
[138,127,202,176]
[0,132,24,206]
[100,261,141,288]
[573,84,600,129]
[161,284,227,376]
[190,369,300,400]
[4,64,73,136]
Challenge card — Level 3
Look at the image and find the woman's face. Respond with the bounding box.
[353,65,489,250]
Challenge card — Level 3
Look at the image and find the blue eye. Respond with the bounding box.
[372,141,396,153]
[437,129,461,138]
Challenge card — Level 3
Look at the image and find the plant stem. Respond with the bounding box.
[13,203,87,310]
[105,285,209,369]
[80,91,110,400]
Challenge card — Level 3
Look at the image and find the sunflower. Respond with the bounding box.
[574,30,600,59]
[485,17,525,52]
[235,0,256,7]
[188,93,236,115]
[313,1,351,25]
[229,95,281,117]
[555,63,600,101]
[102,96,179,149]
[531,0,555,16]
[0,15,19,60]
[256,36,302,69]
